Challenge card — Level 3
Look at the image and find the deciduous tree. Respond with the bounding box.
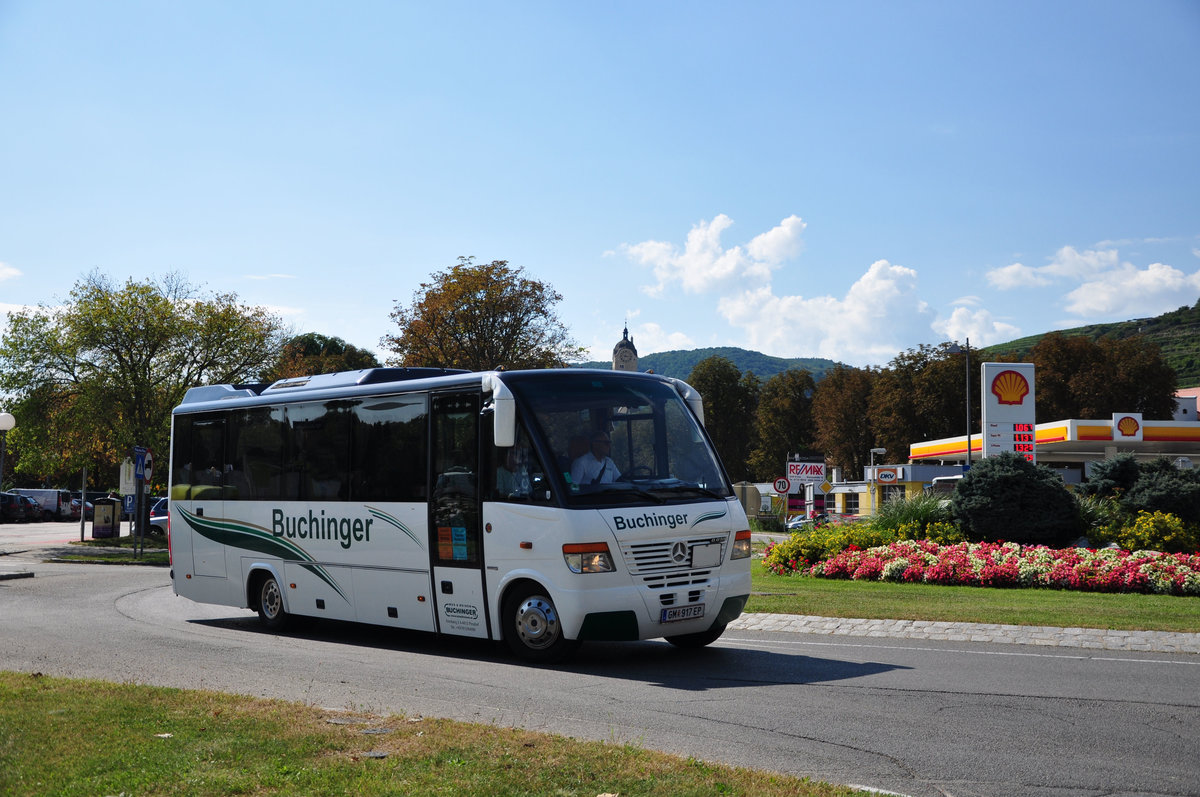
[381,257,584,370]
[1029,333,1177,419]
[747,369,816,481]
[261,333,381,381]
[686,356,759,482]
[812,364,876,479]
[0,271,286,489]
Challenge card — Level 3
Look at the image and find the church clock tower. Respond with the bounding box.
[612,324,638,371]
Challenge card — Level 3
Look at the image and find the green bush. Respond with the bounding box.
[869,492,953,535]
[1089,510,1200,554]
[1121,466,1200,525]
[763,521,899,572]
[1078,454,1200,526]
[918,520,967,545]
[1075,493,1123,537]
[1075,453,1140,498]
[950,452,1081,546]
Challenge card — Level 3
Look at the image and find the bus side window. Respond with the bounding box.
[489,425,549,503]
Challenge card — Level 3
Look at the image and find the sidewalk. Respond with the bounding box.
[731,612,1200,654]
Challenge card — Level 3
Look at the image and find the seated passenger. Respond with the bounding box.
[570,431,618,486]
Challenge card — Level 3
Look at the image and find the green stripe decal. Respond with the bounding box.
[690,508,728,528]
[365,505,422,548]
[178,508,349,603]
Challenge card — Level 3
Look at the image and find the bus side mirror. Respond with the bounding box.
[485,373,516,448]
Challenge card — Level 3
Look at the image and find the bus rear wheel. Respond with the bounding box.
[502,583,579,664]
[255,573,291,631]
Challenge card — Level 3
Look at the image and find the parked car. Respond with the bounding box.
[1,492,29,523]
[70,498,94,521]
[9,488,73,521]
[17,495,44,521]
[148,497,169,535]
[782,511,830,528]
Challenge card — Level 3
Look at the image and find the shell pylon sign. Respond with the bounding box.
[982,362,1037,463]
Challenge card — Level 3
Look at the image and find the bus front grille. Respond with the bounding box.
[619,536,727,576]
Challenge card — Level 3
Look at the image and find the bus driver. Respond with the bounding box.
[570,431,618,486]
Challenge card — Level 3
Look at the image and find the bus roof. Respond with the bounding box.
[173,367,682,415]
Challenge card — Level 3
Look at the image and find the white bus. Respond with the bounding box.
[167,367,752,662]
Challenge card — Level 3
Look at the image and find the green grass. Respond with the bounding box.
[0,672,854,797]
[748,566,1200,632]
[54,535,170,566]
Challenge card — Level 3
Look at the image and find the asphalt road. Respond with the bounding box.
[1,533,1199,796]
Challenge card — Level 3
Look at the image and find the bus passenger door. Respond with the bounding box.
[185,416,228,578]
[429,392,489,639]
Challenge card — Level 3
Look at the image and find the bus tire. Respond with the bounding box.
[665,622,727,649]
[254,573,291,631]
[502,583,579,664]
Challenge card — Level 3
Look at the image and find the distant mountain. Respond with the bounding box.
[571,299,1200,387]
[981,299,1200,388]
[574,346,841,382]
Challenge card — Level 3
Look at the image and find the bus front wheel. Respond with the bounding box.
[255,573,291,631]
[502,583,579,664]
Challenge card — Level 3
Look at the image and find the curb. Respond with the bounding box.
[730,612,1200,654]
[0,569,34,581]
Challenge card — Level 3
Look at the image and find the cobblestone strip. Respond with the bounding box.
[729,613,1200,654]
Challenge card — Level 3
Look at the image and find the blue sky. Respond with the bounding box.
[2,1,1198,368]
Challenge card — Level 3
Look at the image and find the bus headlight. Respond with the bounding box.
[731,529,752,559]
[563,542,615,574]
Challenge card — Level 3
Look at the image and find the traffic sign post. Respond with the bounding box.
[773,477,791,494]
[131,446,152,557]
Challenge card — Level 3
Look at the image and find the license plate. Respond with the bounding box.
[661,604,705,623]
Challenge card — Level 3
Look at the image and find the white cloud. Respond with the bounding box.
[746,215,806,265]
[931,306,1021,347]
[1064,262,1200,317]
[986,262,1050,290]
[0,262,22,282]
[1045,246,1120,279]
[629,322,695,354]
[717,259,935,366]
[987,246,1120,289]
[622,214,805,296]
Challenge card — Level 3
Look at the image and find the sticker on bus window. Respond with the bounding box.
[438,527,454,560]
[452,526,468,560]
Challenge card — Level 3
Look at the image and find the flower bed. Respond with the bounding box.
[762,539,1200,596]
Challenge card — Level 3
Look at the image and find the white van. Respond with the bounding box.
[9,488,73,521]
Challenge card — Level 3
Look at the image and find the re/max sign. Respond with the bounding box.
[786,462,826,483]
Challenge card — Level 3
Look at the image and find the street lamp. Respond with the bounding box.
[947,338,971,469]
[0,412,15,490]
[869,447,886,514]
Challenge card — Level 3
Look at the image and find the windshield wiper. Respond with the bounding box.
[665,485,724,499]
[580,485,666,504]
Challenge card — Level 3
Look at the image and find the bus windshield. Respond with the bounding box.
[506,372,732,506]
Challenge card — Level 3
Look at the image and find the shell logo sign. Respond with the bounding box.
[991,370,1030,406]
[981,362,1036,463]
[1117,416,1140,436]
[1113,413,1143,441]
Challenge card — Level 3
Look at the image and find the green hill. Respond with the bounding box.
[981,299,1200,387]
[573,300,1200,387]
[574,346,841,382]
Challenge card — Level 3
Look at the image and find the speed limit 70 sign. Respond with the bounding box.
[773,477,792,494]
